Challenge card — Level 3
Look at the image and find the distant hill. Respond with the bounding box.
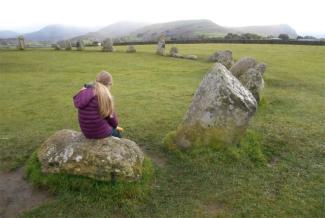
[128,19,230,41]
[0,20,299,43]
[0,31,19,39]
[230,24,298,38]
[71,21,148,42]
[24,25,94,42]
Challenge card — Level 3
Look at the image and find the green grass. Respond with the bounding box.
[0,44,324,217]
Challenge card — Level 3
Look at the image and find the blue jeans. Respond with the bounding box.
[111,128,122,138]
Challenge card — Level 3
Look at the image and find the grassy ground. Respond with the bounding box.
[0,44,324,217]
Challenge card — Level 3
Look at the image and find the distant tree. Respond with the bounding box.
[241,33,263,40]
[303,35,317,39]
[297,35,303,40]
[278,34,289,41]
[224,33,241,40]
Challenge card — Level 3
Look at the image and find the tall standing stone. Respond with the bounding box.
[156,38,165,55]
[76,40,85,51]
[17,35,25,50]
[173,63,257,148]
[65,40,72,50]
[102,38,115,52]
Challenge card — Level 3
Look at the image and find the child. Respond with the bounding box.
[73,71,122,138]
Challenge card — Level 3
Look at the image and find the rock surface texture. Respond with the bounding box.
[174,63,257,148]
[208,50,233,69]
[38,129,144,182]
[102,38,115,52]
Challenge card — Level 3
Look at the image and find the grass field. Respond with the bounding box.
[0,44,324,217]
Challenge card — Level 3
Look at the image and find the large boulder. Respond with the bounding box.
[38,129,144,182]
[156,38,165,55]
[102,38,115,52]
[208,50,233,69]
[174,63,257,148]
[230,57,257,78]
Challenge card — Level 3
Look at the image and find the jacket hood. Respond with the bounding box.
[73,88,95,109]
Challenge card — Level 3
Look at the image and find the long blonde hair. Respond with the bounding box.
[94,71,114,118]
[95,82,114,118]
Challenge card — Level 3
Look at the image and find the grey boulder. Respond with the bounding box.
[38,129,144,182]
[174,63,257,148]
[208,50,233,69]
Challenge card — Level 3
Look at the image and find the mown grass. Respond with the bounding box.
[0,44,324,217]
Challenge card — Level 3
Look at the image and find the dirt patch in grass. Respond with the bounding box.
[0,168,53,218]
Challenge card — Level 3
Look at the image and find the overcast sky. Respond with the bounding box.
[1,0,324,35]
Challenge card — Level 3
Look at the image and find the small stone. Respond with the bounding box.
[185,55,198,60]
[126,45,136,53]
[169,46,178,56]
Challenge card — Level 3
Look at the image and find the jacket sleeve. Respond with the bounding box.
[73,88,94,109]
[106,112,118,128]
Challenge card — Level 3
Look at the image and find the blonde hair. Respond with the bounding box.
[96,71,113,87]
[95,82,114,118]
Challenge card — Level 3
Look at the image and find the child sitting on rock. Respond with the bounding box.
[73,71,123,138]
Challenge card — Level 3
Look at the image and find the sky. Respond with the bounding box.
[0,0,324,36]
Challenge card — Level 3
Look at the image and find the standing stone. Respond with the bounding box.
[17,35,25,50]
[238,68,264,102]
[156,38,165,55]
[230,57,257,78]
[255,63,267,76]
[174,63,257,148]
[208,50,233,69]
[37,129,145,182]
[65,40,72,50]
[76,40,85,51]
[53,44,61,50]
[169,46,178,56]
[230,57,267,102]
[102,38,115,52]
[126,45,136,53]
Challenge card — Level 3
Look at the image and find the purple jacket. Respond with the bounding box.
[73,88,118,139]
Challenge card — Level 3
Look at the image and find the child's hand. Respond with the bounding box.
[79,87,86,91]
[117,126,124,132]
